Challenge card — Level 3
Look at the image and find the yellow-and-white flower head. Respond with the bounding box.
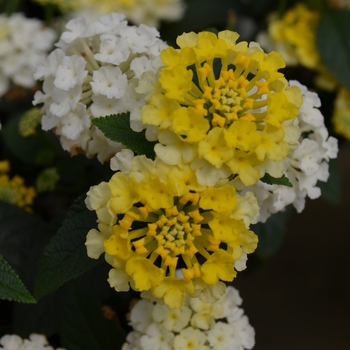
[139,30,303,187]
[85,150,259,308]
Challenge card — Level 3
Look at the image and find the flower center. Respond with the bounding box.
[183,54,271,132]
[112,192,220,279]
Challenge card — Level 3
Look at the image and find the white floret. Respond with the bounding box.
[94,35,130,65]
[54,55,88,91]
[140,324,174,350]
[173,327,208,350]
[207,322,240,350]
[130,299,156,333]
[91,66,128,99]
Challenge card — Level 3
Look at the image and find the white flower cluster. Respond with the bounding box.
[33,13,167,162]
[0,334,65,350]
[123,286,255,350]
[69,0,185,28]
[0,13,56,97]
[242,81,338,222]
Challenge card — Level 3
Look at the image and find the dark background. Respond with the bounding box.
[235,142,350,349]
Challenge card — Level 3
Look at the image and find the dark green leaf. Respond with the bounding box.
[34,195,102,300]
[10,216,64,337]
[254,206,292,259]
[92,113,156,159]
[59,283,125,350]
[0,254,36,303]
[0,201,44,270]
[13,262,113,338]
[318,158,341,206]
[260,173,293,187]
[2,115,56,165]
[317,9,350,92]
[13,290,64,337]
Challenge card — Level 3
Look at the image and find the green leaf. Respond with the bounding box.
[2,114,56,165]
[92,113,156,159]
[59,283,126,350]
[13,290,64,337]
[13,262,114,338]
[0,255,36,303]
[317,9,350,92]
[0,201,44,270]
[318,158,341,206]
[260,173,293,187]
[254,206,292,259]
[34,195,102,300]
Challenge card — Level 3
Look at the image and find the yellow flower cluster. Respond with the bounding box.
[268,3,320,69]
[140,30,302,186]
[85,151,259,308]
[0,160,36,211]
[333,87,350,139]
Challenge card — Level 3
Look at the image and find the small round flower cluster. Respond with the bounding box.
[0,13,56,97]
[33,0,185,28]
[36,167,60,193]
[239,81,338,222]
[85,150,259,308]
[138,30,303,187]
[33,12,167,162]
[0,160,36,212]
[256,3,341,93]
[123,286,255,350]
[256,3,349,143]
[257,4,320,69]
[18,108,42,137]
[0,334,65,350]
[333,86,350,140]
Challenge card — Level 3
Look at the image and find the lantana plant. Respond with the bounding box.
[0,1,345,349]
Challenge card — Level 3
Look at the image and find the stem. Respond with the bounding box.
[80,39,100,71]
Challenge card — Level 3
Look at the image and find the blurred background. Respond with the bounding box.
[235,141,350,350]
